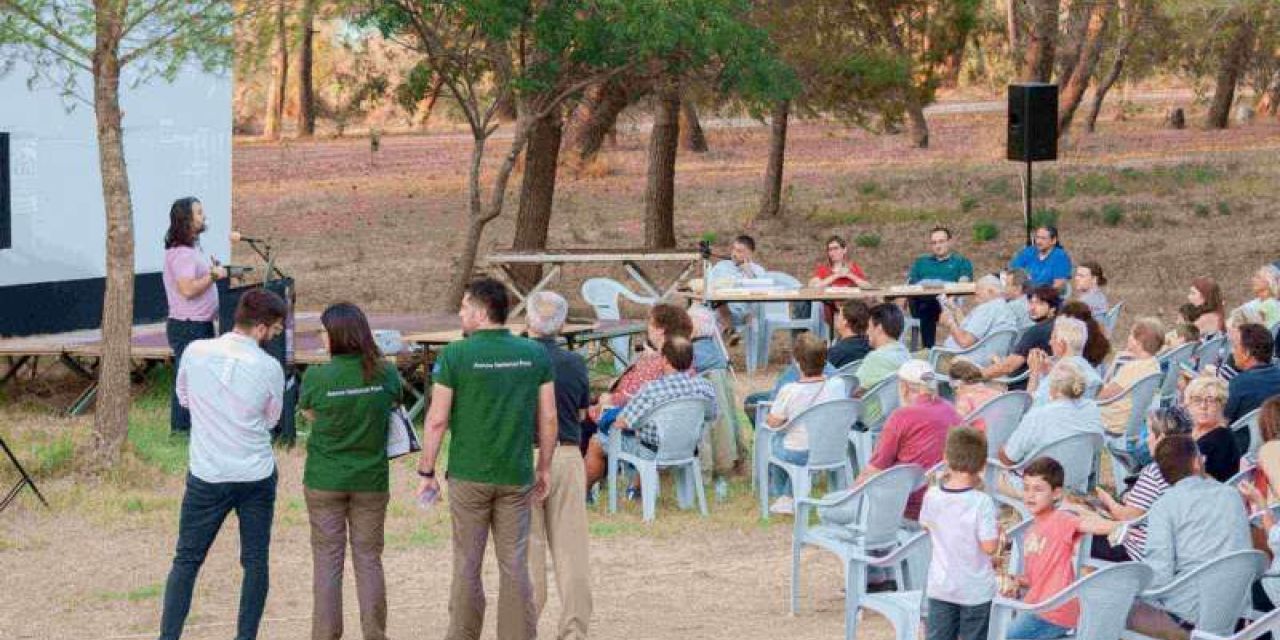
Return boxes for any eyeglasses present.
[1186,396,1223,407]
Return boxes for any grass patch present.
[854,233,881,249]
[97,583,164,602]
[1132,212,1155,229]
[589,520,644,538]
[1101,203,1125,226]
[959,195,979,213]
[31,434,76,477]
[1217,200,1232,216]
[982,177,1013,198]
[125,367,188,476]
[1061,172,1119,198]
[972,221,999,242]
[1030,207,1059,229]
[387,522,445,550]
[1157,162,1223,187]
[1193,203,1211,218]
[120,494,177,515]
[857,181,885,198]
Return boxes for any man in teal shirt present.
[907,226,974,348]
[417,278,558,640]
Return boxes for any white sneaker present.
[769,497,795,515]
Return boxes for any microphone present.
[231,231,265,243]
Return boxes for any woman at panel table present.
[808,235,871,324]
[162,196,225,435]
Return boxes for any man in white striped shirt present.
[158,288,287,640]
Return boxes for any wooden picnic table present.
[691,282,977,303]
[484,249,703,316]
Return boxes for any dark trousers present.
[159,470,277,640]
[927,599,991,640]
[166,319,216,434]
[909,297,943,349]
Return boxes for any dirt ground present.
[3,93,1280,639]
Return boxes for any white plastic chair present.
[989,562,1153,640]
[1102,301,1125,336]
[791,464,926,640]
[1196,334,1228,372]
[852,374,900,473]
[1098,371,1163,482]
[582,278,656,373]
[833,359,863,397]
[856,531,932,640]
[1155,341,1198,406]
[605,397,710,522]
[1194,607,1280,640]
[757,398,860,519]
[743,271,822,372]
[960,390,1033,458]
[989,431,1104,518]
[1120,549,1267,640]
[1230,407,1264,458]
[927,329,1018,372]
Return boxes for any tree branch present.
[0,0,93,60]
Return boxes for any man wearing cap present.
[854,359,960,521]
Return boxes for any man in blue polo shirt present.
[907,226,974,348]
[1009,225,1072,290]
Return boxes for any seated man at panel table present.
[906,225,974,349]
[706,234,767,343]
[1009,225,1073,290]
[936,274,1017,369]
[1125,435,1251,640]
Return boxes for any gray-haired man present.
[526,291,593,639]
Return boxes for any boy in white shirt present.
[920,427,1000,640]
[765,333,845,515]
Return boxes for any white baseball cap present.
[898,359,937,387]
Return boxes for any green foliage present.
[959,195,979,213]
[858,181,885,198]
[1101,203,1125,226]
[31,435,75,477]
[854,233,881,248]
[1061,173,1119,198]
[972,221,998,242]
[1193,203,1211,217]
[97,583,164,602]
[700,231,720,244]
[1030,207,1059,229]
[1216,200,1232,216]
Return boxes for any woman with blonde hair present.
[1183,375,1242,482]
[1245,265,1280,328]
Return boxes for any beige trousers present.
[530,445,593,639]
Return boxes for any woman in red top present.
[809,235,870,323]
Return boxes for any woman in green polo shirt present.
[299,303,401,640]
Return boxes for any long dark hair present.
[164,197,202,249]
[321,302,382,382]
[1059,300,1110,366]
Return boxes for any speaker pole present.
[1024,158,1033,246]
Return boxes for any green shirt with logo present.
[434,328,553,486]
[300,355,401,493]
[908,253,974,284]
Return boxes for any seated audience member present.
[586,303,692,438]
[951,358,1001,431]
[855,303,913,424]
[854,359,960,522]
[1125,435,1251,640]
[763,333,847,515]
[1098,317,1164,438]
[706,235,766,341]
[1183,375,1242,483]
[1008,225,1072,290]
[583,337,717,489]
[827,300,872,369]
[1187,276,1227,340]
[1001,457,1112,640]
[999,359,1104,467]
[1058,301,1111,369]
[1002,269,1034,331]
[1027,317,1102,406]
[742,336,839,427]
[1244,264,1280,328]
[1225,323,1280,426]
[1240,479,1280,618]
[983,286,1061,387]
[1164,323,1199,352]
[1084,407,1190,563]
[1254,397,1280,503]
[1072,260,1109,318]
[937,274,1018,368]
[688,303,746,495]
[688,304,728,373]
[907,226,974,349]
[1216,306,1268,381]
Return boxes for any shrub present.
[855,233,881,248]
[960,195,979,213]
[972,221,999,243]
[1217,200,1232,216]
[1101,203,1125,226]
[858,181,884,198]
[1030,207,1059,229]
[1193,203,1211,218]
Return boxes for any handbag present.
[386,405,421,459]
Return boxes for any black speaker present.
[1007,83,1058,162]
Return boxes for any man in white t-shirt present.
[764,333,845,515]
[158,289,287,640]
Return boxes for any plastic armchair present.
[1230,407,1264,458]
[1120,549,1267,640]
[605,397,711,522]
[1196,335,1228,372]
[791,464,926,640]
[756,398,860,519]
[581,278,656,373]
[960,391,1033,458]
[989,562,1153,640]
[832,359,863,397]
[1102,301,1125,336]
[1193,607,1280,640]
[1097,372,1163,481]
[852,374,900,473]
[1155,341,1198,406]
[988,432,1104,518]
[927,329,1018,373]
[857,531,933,640]
[746,271,822,372]
[1085,513,1149,571]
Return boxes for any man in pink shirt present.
[855,359,961,520]
[162,197,224,434]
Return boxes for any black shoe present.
[866,580,898,593]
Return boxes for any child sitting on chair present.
[763,333,845,515]
[951,358,1001,432]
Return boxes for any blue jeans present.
[1006,612,1072,639]
[769,433,807,498]
[159,470,277,640]
[166,319,216,434]
[927,599,991,640]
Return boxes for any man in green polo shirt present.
[906,226,974,349]
[417,278,557,640]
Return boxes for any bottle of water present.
[417,486,439,511]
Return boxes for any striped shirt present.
[1121,463,1169,559]
[619,371,718,448]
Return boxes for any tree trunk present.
[418,76,445,129]
[510,110,564,289]
[643,79,680,249]
[262,0,289,141]
[1205,14,1255,130]
[85,3,133,471]
[1058,0,1112,136]
[679,100,708,152]
[1085,0,1141,133]
[295,0,316,137]
[1260,74,1280,116]
[757,99,789,220]
[1055,0,1092,83]
[1022,0,1058,82]
[906,95,930,148]
[565,75,649,161]
[1006,0,1020,54]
